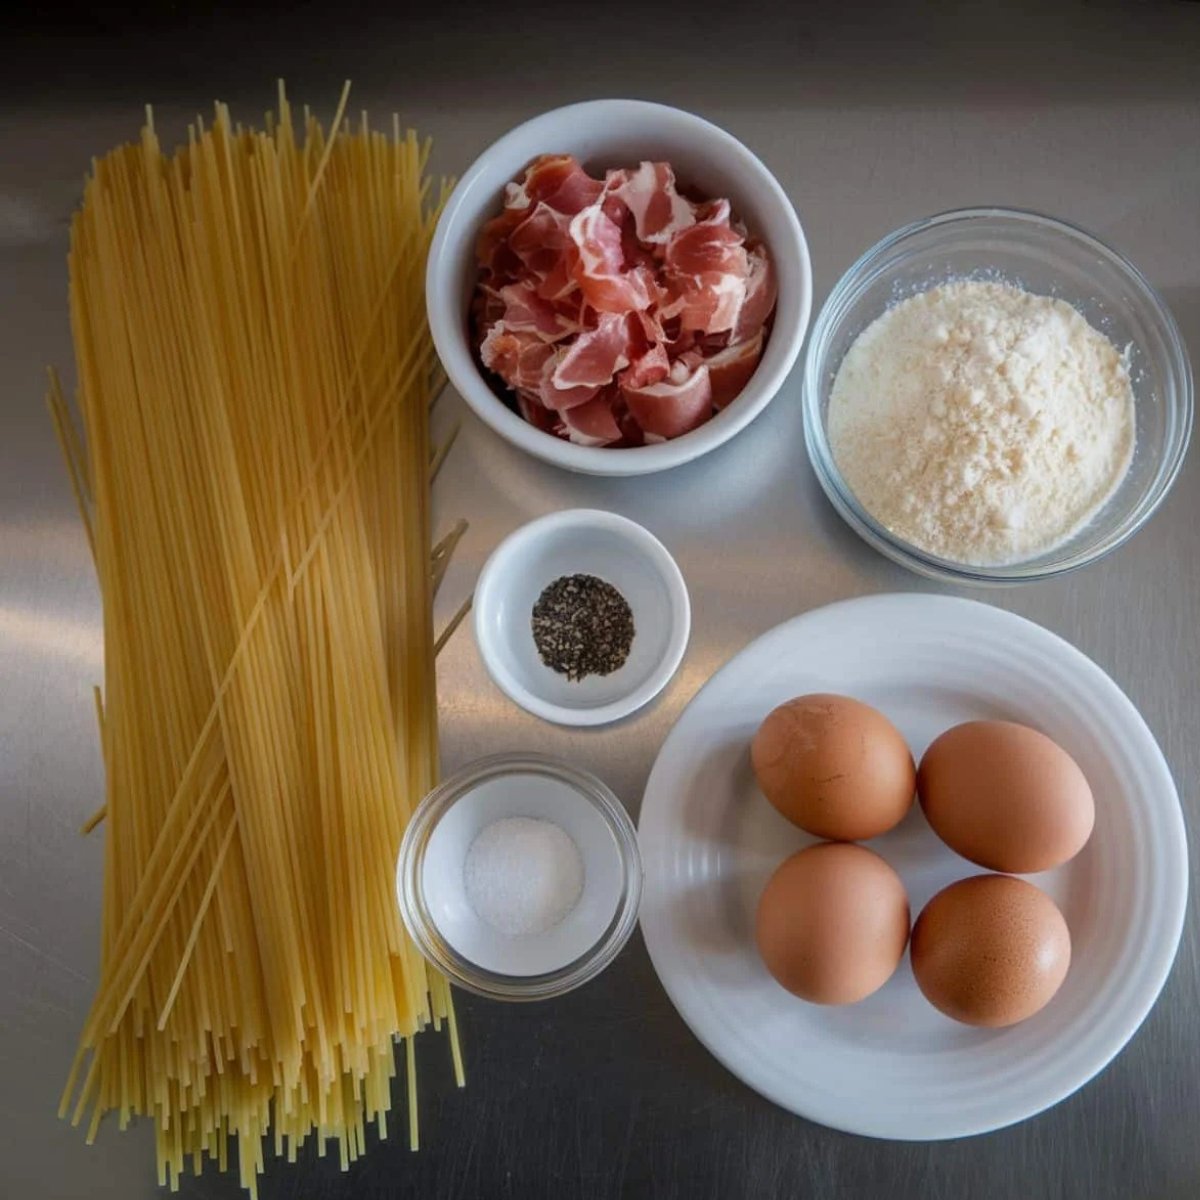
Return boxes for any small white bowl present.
[426,98,812,476]
[473,509,690,726]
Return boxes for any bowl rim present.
[425,97,813,477]
[395,751,644,1001]
[472,508,691,726]
[802,205,1194,585]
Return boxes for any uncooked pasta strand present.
[55,84,462,1198]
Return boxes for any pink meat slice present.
[479,323,522,377]
[480,324,555,391]
[671,271,748,336]
[580,261,656,315]
[615,307,671,390]
[623,360,714,440]
[536,348,604,412]
[608,161,696,245]
[700,331,764,409]
[568,201,619,278]
[665,199,748,279]
[618,342,671,391]
[731,242,777,343]
[506,154,604,215]
[534,244,581,301]
[542,381,603,413]
[569,202,654,314]
[509,202,573,279]
[498,282,579,342]
[558,390,624,446]
[551,311,633,389]
[632,308,666,345]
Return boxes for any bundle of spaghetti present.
[50,83,464,1196]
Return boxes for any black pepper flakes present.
[531,574,635,682]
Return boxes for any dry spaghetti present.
[50,83,463,1196]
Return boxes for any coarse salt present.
[464,816,585,936]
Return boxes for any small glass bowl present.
[802,207,1194,584]
[396,753,642,1001]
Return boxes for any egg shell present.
[918,720,1095,873]
[755,842,910,1005]
[910,874,1071,1028]
[750,693,916,840]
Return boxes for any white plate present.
[637,594,1187,1140]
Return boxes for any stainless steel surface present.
[2,4,1198,1197]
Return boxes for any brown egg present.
[750,694,915,840]
[918,720,1094,873]
[755,842,910,1004]
[910,874,1071,1027]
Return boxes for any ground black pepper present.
[531,574,635,682]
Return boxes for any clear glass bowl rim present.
[801,205,1194,585]
[396,752,643,1002]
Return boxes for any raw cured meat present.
[624,362,714,441]
[474,154,776,447]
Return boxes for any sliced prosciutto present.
[568,203,655,314]
[480,326,555,392]
[732,242,777,344]
[505,154,605,215]
[619,342,671,391]
[537,350,603,413]
[473,154,777,447]
[624,361,714,441]
[508,203,573,278]
[665,199,747,278]
[669,271,747,336]
[497,281,580,342]
[689,330,764,409]
[558,390,624,447]
[608,161,695,245]
[552,313,634,389]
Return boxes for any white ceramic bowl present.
[426,99,812,476]
[473,509,690,725]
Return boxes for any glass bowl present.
[802,207,1193,584]
[396,753,642,1001]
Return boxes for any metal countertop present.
[3,4,1198,1197]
